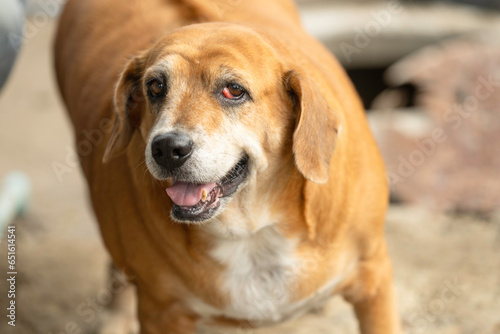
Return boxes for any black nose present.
[151,132,193,171]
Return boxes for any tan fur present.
[55,0,401,333]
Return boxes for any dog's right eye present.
[147,79,165,99]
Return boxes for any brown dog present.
[55,0,400,333]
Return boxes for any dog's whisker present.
[134,159,152,183]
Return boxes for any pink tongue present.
[166,181,217,207]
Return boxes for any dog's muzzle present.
[149,132,250,222]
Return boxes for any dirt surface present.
[0,19,499,334]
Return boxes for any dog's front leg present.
[353,273,401,334]
[98,264,139,334]
[137,292,198,334]
[344,251,402,334]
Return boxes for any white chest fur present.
[210,226,298,323]
[189,226,342,325]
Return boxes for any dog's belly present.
[187,225,342,325]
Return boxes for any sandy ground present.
[0,19,500,334]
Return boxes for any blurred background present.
[0,0,499,333]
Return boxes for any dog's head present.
[103,23,340,224]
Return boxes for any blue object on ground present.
[0,0,26,91]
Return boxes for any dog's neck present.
[198,166,305,240]
[200,194,277,239]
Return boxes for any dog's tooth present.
[201,189,208,202]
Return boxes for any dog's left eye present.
[148,79,165,98]
[222,84,245,100]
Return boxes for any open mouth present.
[165,155,249,222]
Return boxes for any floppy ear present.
[286,71,341,184]
[103,53,147,163]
